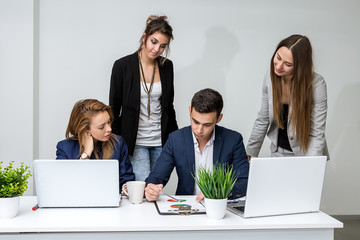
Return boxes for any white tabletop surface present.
[0,196,343,233]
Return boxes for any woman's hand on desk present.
[145,183,163,201]
[121,185,128,197]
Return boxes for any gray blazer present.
[246,71,330,159]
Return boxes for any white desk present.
[0,196,342,240]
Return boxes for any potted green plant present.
[193,163,237,219]
[0,161,32,218]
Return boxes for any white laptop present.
[33,159,121,208]
[227,156,327,218]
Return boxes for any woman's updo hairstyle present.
[138,15,173,64]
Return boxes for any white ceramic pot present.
[204,197,227,220]
[0,196,20,219]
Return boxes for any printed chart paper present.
[154,195,206,215]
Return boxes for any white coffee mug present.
[122,181,146,204]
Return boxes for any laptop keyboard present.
[233,206,245,212]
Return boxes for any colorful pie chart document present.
[154,195,206,215]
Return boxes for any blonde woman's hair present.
[65,99,118,159]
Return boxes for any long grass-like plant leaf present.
[192,162,238,199]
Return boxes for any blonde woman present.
[56,99,135,189]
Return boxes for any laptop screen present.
[34,159,120,208]
[228,156,326,218]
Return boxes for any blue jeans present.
[130,145,162,181]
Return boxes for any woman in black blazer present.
[109,15,178,181]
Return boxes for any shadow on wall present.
[321,83,360,214]
[174,26,240,127]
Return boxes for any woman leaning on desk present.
[56,99,135,189]
[246,34,330,160]
[109,15,178,181]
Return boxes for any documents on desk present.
[154,195,206,215]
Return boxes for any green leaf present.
[192,162,239,199]
[0,161,32,198]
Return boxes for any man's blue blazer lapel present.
[184,126,196,177]
[184,125,224,168]
[213,125,224,164]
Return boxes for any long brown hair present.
[138,15,174,65]
[65,99,118,159]
[270,35,313,153]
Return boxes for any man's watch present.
[80,152,89,160]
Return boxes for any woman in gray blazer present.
[246,35,329,160]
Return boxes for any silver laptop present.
[33,159,121,208]
[227,156,327,218]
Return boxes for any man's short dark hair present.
[191,88,223,118]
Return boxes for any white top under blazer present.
[136,81,162,146]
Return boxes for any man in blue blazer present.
[145,88,249,201]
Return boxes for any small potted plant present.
[193,163,237,219]
[0,161,32,218]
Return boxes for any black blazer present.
[109,52,178,155]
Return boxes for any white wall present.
[0,0,34,196]
[1,0,359,215]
